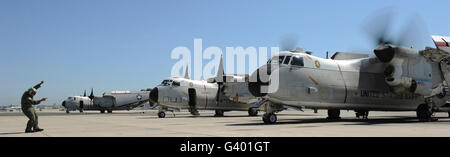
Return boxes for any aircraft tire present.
[100,110,105,113]
[416,104,432,122]
[66,110,70,114]
[158,111,166,118]
[262,113,277,124]
[248,108,258,116]
[327,109,341,120]
[107,109,112,113]
[448,112,450,118]
[214,110,224,117]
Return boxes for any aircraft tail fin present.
[432,35,450,53]
[216,55,224,82]
[432,35,450,47]
[184,65,189,79]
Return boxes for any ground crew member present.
[21,80,47,133]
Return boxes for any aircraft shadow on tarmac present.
[138,113,318,119]
[138,114,258,119]
[0,132,27,135]
[227,116,450,126]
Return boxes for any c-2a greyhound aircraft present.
[149,56,261,118]
[249,35,450,124]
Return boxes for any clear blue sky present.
[1,0,449,106]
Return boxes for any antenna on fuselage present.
[326,51,329,59]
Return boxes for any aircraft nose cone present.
[149,87,158,104]
[62,101,66,107]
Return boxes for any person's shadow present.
[0,132,26,135]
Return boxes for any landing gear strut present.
[327,109,341,120]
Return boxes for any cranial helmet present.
[28,88,37,95]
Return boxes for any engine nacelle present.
[376,45,437,96]
[385,76,412,88]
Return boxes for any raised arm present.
[33,80,44,90]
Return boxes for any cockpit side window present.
[172,81,180,86]
[290,56,304,67]
[282,56,291,65]
[278,56,285,64]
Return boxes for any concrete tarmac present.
[1,109,450,137]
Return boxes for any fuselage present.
[152,77,255,111]
[264,52,448,111]
[62,91,150,111]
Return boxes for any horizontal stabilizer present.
[432,35,450,47]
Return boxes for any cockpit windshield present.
[282,56,291,65]
[270,56,286,64]
[160,79,181,87]
[290,55,304,67]
[172,81,180,86]
[160,80,173,86]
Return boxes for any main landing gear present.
[416,97,440,122]
[327,109,341,120]
[416,103,433,122]
[355,110,369,119]
[214,110,224,117]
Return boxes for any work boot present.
[33,128,44,132]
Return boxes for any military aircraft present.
[0,105,21,112]
[62,89,151,113]
[248,34,450,124]
[248,11,450,124]
[149,56,261,118]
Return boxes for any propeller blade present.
[361,7,396,46]
[279,34,299,51]
[362,8,429,48]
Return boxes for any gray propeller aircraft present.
[149,56,260,118]
[248,34,450,124]
[62,89,151,113]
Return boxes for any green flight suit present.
[21,83,42,132]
